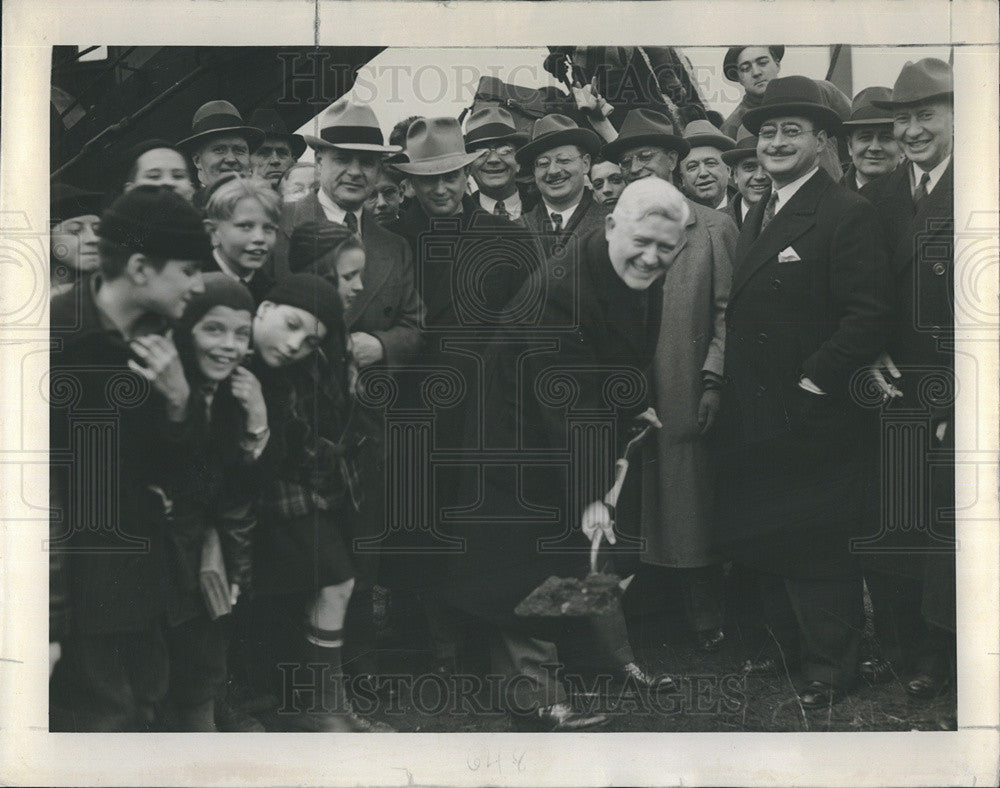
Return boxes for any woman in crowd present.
[49,182,104,297]
[160,273,268,730]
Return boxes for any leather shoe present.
[798,681,839,709]
[905,672,948,699]
[696,627,726,653]
[858,656,893,684]
[620,662,677,694]
[511,701,609,732]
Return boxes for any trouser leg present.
[491,626,567,713]
[784,574,863,690]
[165,615,228,731]
[755,571,802,668]
[680,564,726,633]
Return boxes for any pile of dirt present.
[515,573,621,617]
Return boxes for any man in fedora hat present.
[720,47,851,182]
[274,96,423,704]
[177,100,265,205]
[840,87,903,191]
[715,74,892,709]
[601,108,737,654]
[721,128,769,229]
[516,114,608,262]
[464,107,535,221]
[860,57,956,702]
[247,107,307,188]
[677,119,736,209]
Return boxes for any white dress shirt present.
[772,166,820,216]
[317,189,364,236]
[541,197,582,230]
[478,191,523,220]
[910,155,951,196]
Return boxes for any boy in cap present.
[49,186,209,730]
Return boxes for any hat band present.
[320,125,386,147]
[848,109,894,124]
[191,113,248,135]
[467,123,520,145]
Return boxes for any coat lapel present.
[344,210,392,330]
[730,170,829,301]
[896,160,953,272]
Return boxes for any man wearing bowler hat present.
[247,107,307,188]
[721,128,770,229]
[274,96,423,702]
[464,107,535,221]
[516,114,608,262]
[677,119,736,209]
[177,100,265,206]
[840,87,903,191]
[720,46,851,181]
[860,58,956,702]
[602,108,737,654]
[714,75,892,709]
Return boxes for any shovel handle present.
[590,531,602,575]
[603,458,630,509]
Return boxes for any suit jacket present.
[519,188,609,263]
[715,168,892,565]
[202,254,275,306]
[722,192,746,230]
[275,192,423,368]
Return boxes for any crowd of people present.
[48,47,956,732]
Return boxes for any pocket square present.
[777,246,801,263]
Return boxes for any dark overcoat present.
[860,161,955,629]
[714,168,892,577]
[442,229,663,624]
[519,188,609,264]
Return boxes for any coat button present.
[756,385,766,397]
[724,374,734,384]
[756,332,768,344]
[932,262,947,276]
[770,278,782,290]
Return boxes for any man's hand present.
[128,332,190,421]
[49,642,61,677]
[230,367,267,432]
[349,332,385,368]
[697,389,721,435]
[869,351,903,400]
[635,406,663,430]
[581,500,616,547]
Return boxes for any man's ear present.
[203,218,218,245]
[815,128,829,147]
[581,153,592,171]
[666,150,679,173]
[604,212,617,240]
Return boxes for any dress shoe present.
[215,697,265,732]
[510,701,609,732]
[798,680,839,710]
[905,672,948,699]
[696,627,726,652]
[620,662,677,694]
[858,656,893,684]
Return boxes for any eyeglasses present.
[619,149,660,169]
[475,144,516,157]
[534,154,584,172]
[758,125,809,141]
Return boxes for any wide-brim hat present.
[248,108,307,158]
[302,96,401,153]
[601,108,691,164]
[871,58,954,109]
[723,46,785,82]
[176,100,265,154]
[742,75,843,134]
[50,182,105,224]
[840,86,895,127]
[391,117,487,175]
[721,128,759,165]
[464,106,529,150]
[682,118,736,154]
[515,114,603,167]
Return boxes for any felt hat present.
[391,117,487,175]
[723,46,785,82]
[264,273,343,335]
[302,96,401,153]
[681,119,736,153]
[464,107,529,150]
[50,182,104,225]
[515,114,603,167]
[871,58,953,109]
[247,108,307,158]
[841,86,897,126]
[721,127,760,165]
[176,100,265,154]
[97,185,212,263]
[742,75,843,134]
[601,109,691,164]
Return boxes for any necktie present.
[548,212,564,234]
[912,171,931,211]
[493,200,508,220]
[760,191,778,232]
[343,211,359,235]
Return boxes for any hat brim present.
[176,126,266,154]
[684,133,736,153]
[302,135,402,154]
[391,149,487,176]
[870,91,954,110]
[515,128,603,167]
[465,131,530,151]
[741,102,843,135]
[721,146,758,166]
[255,132,307,159]
[601,133,691,164]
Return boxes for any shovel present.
[514,421,654,618]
